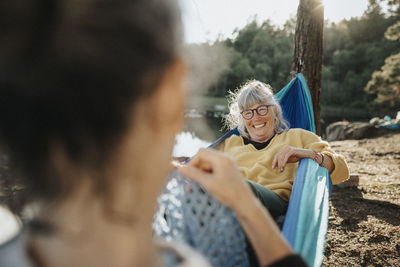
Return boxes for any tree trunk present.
[291,0,324,135]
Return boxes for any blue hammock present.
[154,74,332,267]
[209,74,331,266]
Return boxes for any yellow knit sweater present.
[218,128,349,201]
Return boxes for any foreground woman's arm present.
[178,148,305,267]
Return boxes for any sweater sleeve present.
[298,129,349,184]
[215,139,225,151]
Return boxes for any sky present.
[180,0,371,43]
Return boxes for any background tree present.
[322,1,399,113]
[365,53,400,113]
[220,20,294,94]
[184,0,400,135]
[291,0,324,135]
[365,0,400,115]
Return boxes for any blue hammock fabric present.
[283,159,331,267]
[275,73,315,133]
[274,75,331,267]
[154,74,332,267]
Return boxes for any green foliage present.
[365,53,400,114]
[188,0,400,120]
[322,1,400,115]
[385,20,400,40]
[210,19,293,95]
[364,0,400,116]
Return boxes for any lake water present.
[173,115,225,158]
[173,131,211,158]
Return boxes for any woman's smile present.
[253,122,266,129]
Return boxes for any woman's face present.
[243,103,276,143]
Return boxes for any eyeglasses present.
[240,105,272,120]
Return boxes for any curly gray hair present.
[224,80,289,139]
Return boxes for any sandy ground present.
[1,132,400,266]
[324,132,400,266]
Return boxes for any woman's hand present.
[272,146,313,172]
[177,148,254,212]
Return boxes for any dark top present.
[243,135,275,150]
[267,254,308,267]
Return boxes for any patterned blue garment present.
[154,171,249,266]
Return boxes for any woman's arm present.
[178,148,293,266]
[272,146,334,173]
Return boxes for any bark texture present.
[291,0,324,135]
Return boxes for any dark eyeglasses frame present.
[240,105,273,120]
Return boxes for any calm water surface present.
[173,115,226,157]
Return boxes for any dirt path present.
[323,132,400,266]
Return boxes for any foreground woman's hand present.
[177,148,253,212]
[178,148,293,266]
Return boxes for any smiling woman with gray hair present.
[179,80,349,266]
[219,80,349,219]
[225,80,289,139]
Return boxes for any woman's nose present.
[252,112,263,120]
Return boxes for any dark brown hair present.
[0,0,182,204]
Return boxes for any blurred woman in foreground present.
[0,0,305,266]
